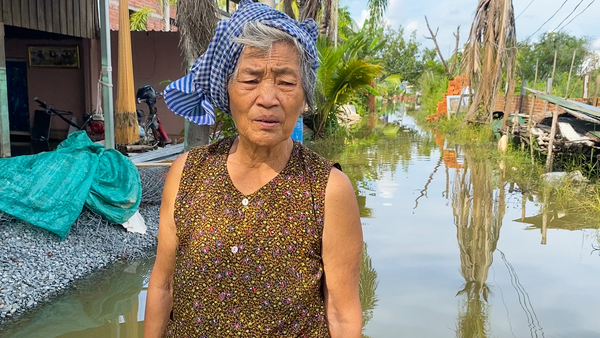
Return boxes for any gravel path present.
[0,167,167,324]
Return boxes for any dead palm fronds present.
[299,0,321,21]
[115,0,140,144]
[177,0,219,148]
[177,0,219,63]
[283,0,296,19]
[462,0,517,124]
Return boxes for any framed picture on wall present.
[28,46,80,68]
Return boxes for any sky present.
[340,0,600,58]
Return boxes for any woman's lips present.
[254,119,280,128]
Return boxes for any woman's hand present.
[322,168,364,338]
[143,153,187,338]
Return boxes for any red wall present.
[493,94,599,122]
[109,0,177,31]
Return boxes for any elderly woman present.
[144,1,363,337]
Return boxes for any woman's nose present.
[256,82,279,108]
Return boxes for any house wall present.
[4,36,87,138]
[0,0,99,39]
[4,30,184,140]
[493,94,599,122]
[109,0,178,31]
[110,30,185,137]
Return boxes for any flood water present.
[3,108,600,337]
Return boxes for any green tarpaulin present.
[0,131,141,238]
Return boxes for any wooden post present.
[551,50,558,94]
[564,50,577,99]
[529,59,539,165]
[545,105,559,173]
[521,193,526,221]
[0,23,11,158]
[541,194,548,245]
[501,78,515,131]
[583,73,590,99]
[593,75,600,107]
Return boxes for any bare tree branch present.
[449,26,461,77]
[424,15,451,78]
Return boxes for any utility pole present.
[99,0,115,149]
[0,22,10,157]
[163,1,171,32]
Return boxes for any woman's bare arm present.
[322,168,363,338]
[143,153,187,338]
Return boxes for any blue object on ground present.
[291,117,304,144]
[0,131,141,239]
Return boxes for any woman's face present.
[228,42,305,148]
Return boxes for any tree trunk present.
[177,0,218,148]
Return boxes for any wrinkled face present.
[228,42,305,147]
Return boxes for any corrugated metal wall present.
[0,0,99,39]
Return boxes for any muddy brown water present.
[3,109,600,337]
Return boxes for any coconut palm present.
[176,0,219,148]
[130,7,155,31]
[365,0,388,29]
[311,36,382,136]
[462,0,517,124]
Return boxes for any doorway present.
[6,60,30,132]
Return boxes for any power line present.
[516,0,535,20]
[553,0,585,31]
[526,0,569,40]
[558,0,596,30]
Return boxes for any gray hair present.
[229,21,316,110]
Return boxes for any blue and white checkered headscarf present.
[164,0,319,126]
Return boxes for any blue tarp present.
[0,131,141,239]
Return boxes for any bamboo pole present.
[593,75,600,107]
[564,50,577,99]
[545,105,559,173]
[545,49,577,172]
[528,59,538,165]
[541,194,548,245]
[551,49,558,93]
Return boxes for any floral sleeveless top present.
[164,137,338,337]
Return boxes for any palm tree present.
[311,35,382,136]
[299,0,320,21]
[365,0,388,29]
[462,0,517,124]
[176,0,219,148]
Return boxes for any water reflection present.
[1,259,153,338]
[451,153,506,337]
[360,243,379,337]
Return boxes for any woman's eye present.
[279,82,294,86]
[243,80,258,84]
